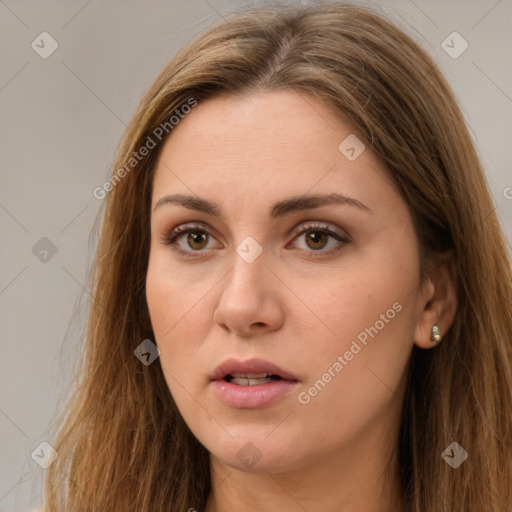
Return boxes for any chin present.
[207,434,300,474]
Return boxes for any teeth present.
[231,372,270,378]
[229,372,275,386]
[230,376,273,385]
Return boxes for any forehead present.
[151,90,395,214]
[156,91,347,165]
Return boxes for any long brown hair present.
[42,2,512,510]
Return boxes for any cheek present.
[311,253,417,346]
[146,258,193,372]
[145,254,215,390]
[293,280,414,453]
[146,252,205,340]
[302,240,418,396]
[145,263,200,416]
[146,264,176,342]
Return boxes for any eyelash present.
[160,221,350,260]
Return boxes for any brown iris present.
[187,231,208,250]
[305,231,328,250]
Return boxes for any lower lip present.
[211,379,300,409]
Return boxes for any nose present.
[212,248,285,338]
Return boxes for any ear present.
[413,250,458,349]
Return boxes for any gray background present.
[1,0,511,510]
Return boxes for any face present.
[146,91,428,474]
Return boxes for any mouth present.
[211,357,299,384]
[210,358,300,409]
[224,372,285,385]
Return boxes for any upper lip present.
[211,357,299,381]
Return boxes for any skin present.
[145,90,457,512]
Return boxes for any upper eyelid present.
[165,220,348,244]
[289,221,348,239]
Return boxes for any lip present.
[211,357,299,382]
[211,357,300,409]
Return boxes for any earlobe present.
[413,250,458,350]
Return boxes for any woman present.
[43,2,512,510]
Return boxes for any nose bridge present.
[213,238,284,334]
[225,238,267,297]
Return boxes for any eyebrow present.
[153,192,371,218]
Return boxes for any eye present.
[160,221,350,259]
[287,222,349,256]
[160,222,221,259]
